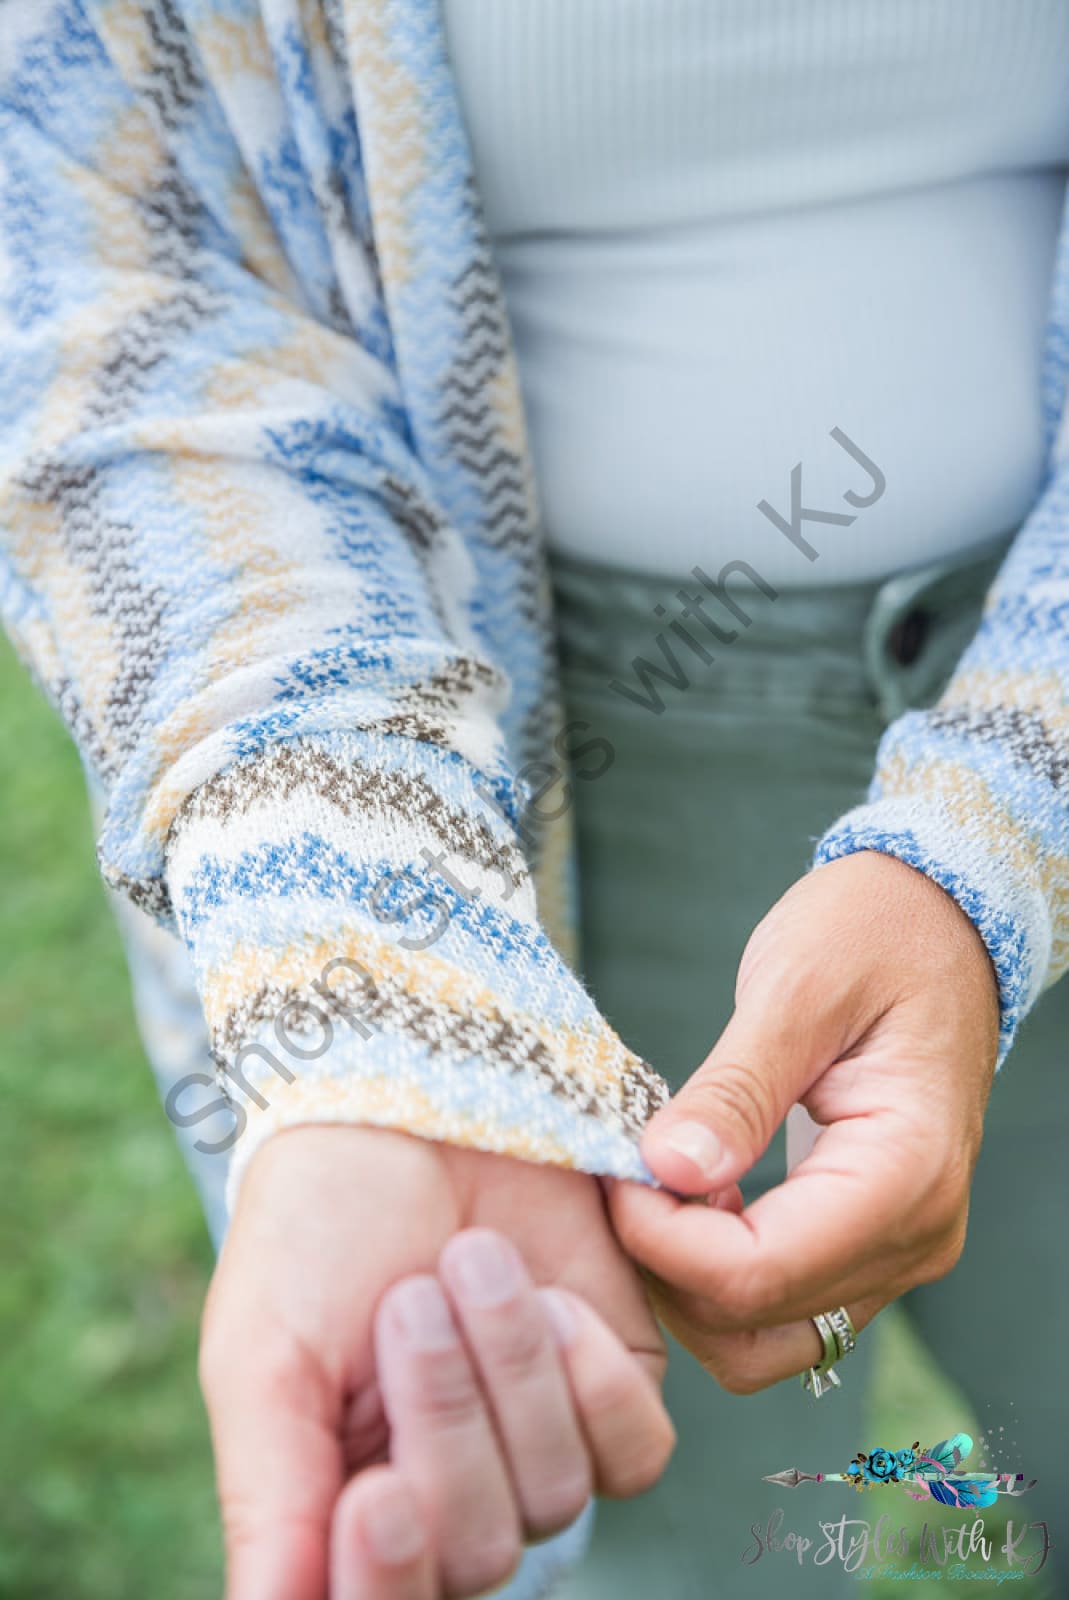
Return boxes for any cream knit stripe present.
[2,0,1069,1229]
[164,730,670,1201]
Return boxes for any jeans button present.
[887,606,930,667]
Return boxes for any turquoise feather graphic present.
[765,1431,1036,1505]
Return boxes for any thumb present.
[640,964,848,1196]
[200,1327,344,1600]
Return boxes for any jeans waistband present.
[549,531,1016,722]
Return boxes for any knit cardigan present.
[2,0,1067,1210]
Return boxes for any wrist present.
[821,851,1001,1072]
[813,803,1019,1063]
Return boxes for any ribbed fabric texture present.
[443,0,1069,230]
[442,0,1069,582]
[0,0,1067,1221]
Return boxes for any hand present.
[608,851,1001,1394]
[199,1125,673,1600]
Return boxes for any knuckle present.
[408,1346,480,1428]
[921,1206,959,1257]
[200,1321,310,1410]
[919,1226,967,1283]
[913,1173,969,1254]
[601,1414,676,1499]
[217,1492,324,1562]
[217,1490,261,1556]
[637,1343,669,1391]
[710,1357,766,1396]
[446,1535,521,1598]
[479,1305,547,1382]
[524,1473,593,1539]
[580,1363,640,1428]
[688,1064,774,1156]
[700,1332,767,1395]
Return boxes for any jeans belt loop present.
[863,554,966,726]
[864,531,1019,725]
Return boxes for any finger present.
[611,1110,947,1329]
[539,1288,676,1501]
[439,1230,592,1538]
[637,862,904,1197]
[649,1285,884,1395]
[200,1327,343,1600]
[638,994,839,1196]
[331,1467,436,1600]
[608,1179,744,1218]
[375,1275,522,1598]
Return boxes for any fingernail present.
[660,1120,726,1183]
[389,1277,458,1351]
[445,1230,523,1308]
[363,1478,425,1567]
[540,1287,578,1347]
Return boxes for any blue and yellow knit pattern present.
[0,0,1066,1204]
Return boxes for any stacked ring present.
[801,1306,857,1398]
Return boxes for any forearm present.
[814,461,1069,1062]
[166,726,663,1205]
[0,2,666,1210]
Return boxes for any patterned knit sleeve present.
[0,0,665,1206]
[813,457,1069,1067]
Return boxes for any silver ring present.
[801,1306,857,1398]
[825,1305,857,1357]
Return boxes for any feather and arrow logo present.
[764,1432,1037,1511]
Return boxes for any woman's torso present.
[443,0,1069,584]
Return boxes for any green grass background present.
[0,632,1050,1599]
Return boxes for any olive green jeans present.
[551,534,1067,1599]
[105,532,1066,1599]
